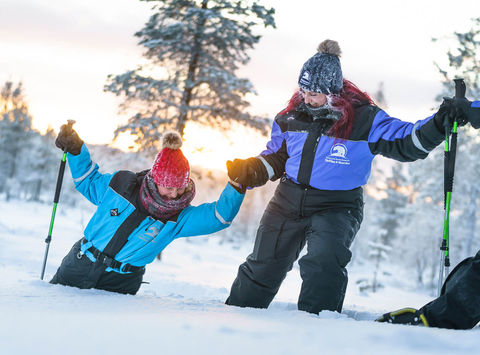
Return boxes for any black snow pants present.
[420,250,480,329]
[50,239,145,295]
[226,178,363,314]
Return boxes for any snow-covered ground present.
[0,199,478,355]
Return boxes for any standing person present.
[50,125,244,295]
[225,39,476,315]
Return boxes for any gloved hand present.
[55,122,83,155]
[434,99,468,133]
[226,157,269,191]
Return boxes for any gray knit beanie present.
[298,40,343,94]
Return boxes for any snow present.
[0,199,478,355]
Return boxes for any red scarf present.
[139,174,195,221]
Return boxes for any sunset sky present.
[1,0,478,169]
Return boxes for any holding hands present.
[226,157,269,194]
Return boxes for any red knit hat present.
[150,131,190,188]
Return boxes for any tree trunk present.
[177,0,208,137]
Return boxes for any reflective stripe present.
[73,163,96,183]
[214,203,231,225]
[411,122,429,153]
[258,155,274,179]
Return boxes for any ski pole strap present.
[81,238,144,273]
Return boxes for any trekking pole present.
[40,120,75,280]
[437,79,465,295]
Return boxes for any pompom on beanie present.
[298,39,343,94]
[149,131,190,188]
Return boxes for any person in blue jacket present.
[224,39,480,315]
[50,127,244,295]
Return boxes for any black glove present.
[226,157,269,190]
[55,122,83,155]
[434,99,468,133]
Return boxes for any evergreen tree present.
[449,129,480,259]
[105,0,275,149]
[398,147,444,289]
[433,16,480,261]
[22,127,59,201]
[373,163,409,247]
[433,17,480,100]
[0,81,33,199]
[358,162,408,291]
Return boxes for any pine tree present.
[373,163,409,247]
[433,16,480,261]
[105,0,275,149]
[22,127,59,201]
[433,17,480,100]
[0,81,33,199]
[398,148,444,288]
[449,129,480,259]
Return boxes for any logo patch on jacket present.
[110,208,119,216]
[325,143,350,165]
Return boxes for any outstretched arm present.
[173,182,245,238]
[368,109,447,162]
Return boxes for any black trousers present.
[421,250,480,329]
[226,179,363,314]
[50,240,145,295]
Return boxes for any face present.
[301,89,327,107]
[157,185,186,200]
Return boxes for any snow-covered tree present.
[397,147,444,289]
[433,17,480,100]
[432,16,480,261]
[372,163,409,248]
[448,129,480,260]
[22,128,59,201]
[0,81,34,199]
[105,0,275,149]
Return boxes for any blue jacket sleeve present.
[173,183,245,238]
[368,110,444,162]
[259,118,288,180]
[67,144,113,205]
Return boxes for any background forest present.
[1,1,480,297]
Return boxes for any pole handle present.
[453,78,466,99]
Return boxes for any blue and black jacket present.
[259,103,446,201]
[67,144,244,273]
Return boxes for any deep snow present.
[0,199,478,355]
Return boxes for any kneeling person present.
[50,124,244,295]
